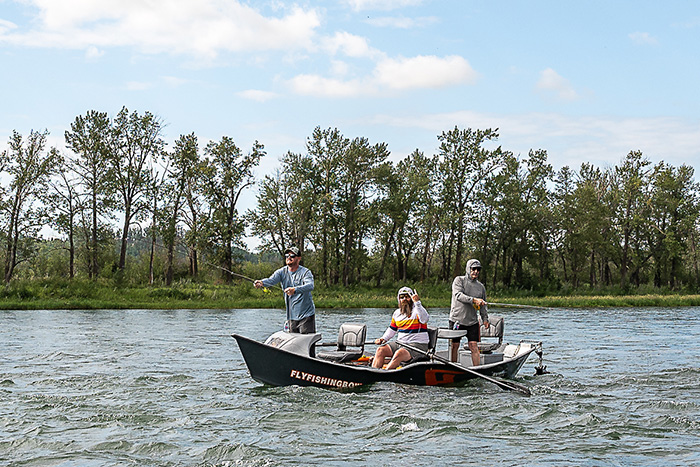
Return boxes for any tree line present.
[2,108,699,292]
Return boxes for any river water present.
[1,306,699,466]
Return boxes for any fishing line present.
[487,302,555,310]
[134,236,284,291]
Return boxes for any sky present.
[2,0,700,246]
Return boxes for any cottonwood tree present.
[337,137,390,286]
[611,150,652,289]
[1,130,59,282]
[65,110,114,279]
[111,107,165,271]
[202,137,264,282]
[646,162,699,288]
[507,149,554,286]
[306,127,348,285]
[437,127,507,278]
[248,150,317,257]
[46,149,81,279]
[143,154,170,285]
[373,150,434,285]
[181,154,209,278]
[161,133,199,285]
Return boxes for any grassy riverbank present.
[1,279,699,310]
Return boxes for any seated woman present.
[372,286,430,370]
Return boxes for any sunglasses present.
[399,294,411,299]
[471,267,481,271]
[285,253,297,258]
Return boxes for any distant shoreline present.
[2,281,699,310]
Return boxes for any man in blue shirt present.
[254,246,316,333]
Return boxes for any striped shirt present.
[380,301,430,344]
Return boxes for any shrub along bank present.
[1,279,699,310]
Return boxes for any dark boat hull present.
[233,333,536,390]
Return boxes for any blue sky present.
[2,0,699,224]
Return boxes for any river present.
[1,306,699,466]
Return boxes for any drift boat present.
[233,316,544,393]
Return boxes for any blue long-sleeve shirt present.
[261,265,316,321]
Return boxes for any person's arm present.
[260,268,283,288]
[413,299,429,324]
[478,287,489,327]
[291,268,314,294]
[376,316,398,344]
[452,277,473,304]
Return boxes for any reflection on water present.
[1,307,699,466]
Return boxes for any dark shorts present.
[387,341,430,360]
[448,321,480,343]
[289,315,316,334]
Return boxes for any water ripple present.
[2,307,700,466]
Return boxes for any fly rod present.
[139,237,284,291]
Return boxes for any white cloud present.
[628,31,658,45]
[365,15,438,29]
[322,31,382,59]
[237,89,278,102]
[0,1,321,59]
[536,68,578,101]
[344,0,424,11]
[375,55,478,90]
[289,74,370,97]
[288,54,477,97]
[0,19,18,34]
[330,60,351,77]
[85,45,104,60]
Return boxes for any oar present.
[399,342,531,396]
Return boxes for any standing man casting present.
[449,258,489,366]
[254,246,316,334]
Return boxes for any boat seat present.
[476,316,504,353]
[316,323,367,363]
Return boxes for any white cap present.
[397,286,413,300]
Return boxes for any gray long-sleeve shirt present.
[449,275,489,327]
[261,265,315,321]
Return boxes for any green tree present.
[145,160,167,285]
[611,150,652,289]
[338,137,390,285]
[306,127,348,285]
[65,110,114,279]
[437,127,506,278]
[554,163,611,288]
[248,150,317,257]
[46,149,81,279]
[203,137,264,282]
[161,133,199,285]
[646,162,699,289]
[373,150,434,284]
[111,107,165,271]
[1,130,59,282]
